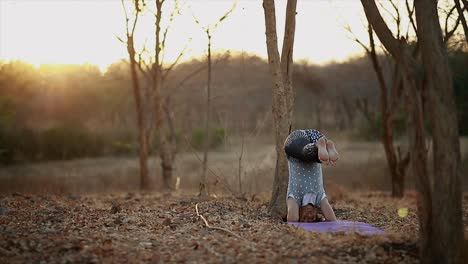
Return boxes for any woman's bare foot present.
[326,140,339,166]
[317,137,329,165]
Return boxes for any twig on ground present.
[195,203,245,240]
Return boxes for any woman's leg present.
[287,197,300,222]
[320,198,337,221]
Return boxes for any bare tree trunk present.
[400,63,433,263]
[415,1,463,263]
[360,0,431,260]
[263,0,297,218]
[160,136,173,189]
[128,40,150,190]
[366,25,408,197]
[200,33,212,196]
[162,98,177,189]
[152,0,175,191]
[121,0,150,190]
[154,73,173,190]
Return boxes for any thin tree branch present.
[160,0,180,65]
[131,8,139,36]
[212,1,237,30]
[454,0,468,44]
[377,0,399,27]
[195,203,245,240]
[166,54,228,97]
[191,1,236,34]
[361,0,411,65]
[345,25,371,53]
[116,35,126,45]
[136,52,152,82]
[365,23,397,120]
[170,65,205,93]
[405,0,417,35]
[388,0,401,38]
[462,0,468,11]
[122,0,130,35]
[444,5,457,39]
[444,14,461,43]
[140,43,153,72]
[163,41,190,81]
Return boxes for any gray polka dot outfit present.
[285,129,326,208]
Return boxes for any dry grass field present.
[1,137,467,195]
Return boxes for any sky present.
[0,0,371,72]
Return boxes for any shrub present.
[212,127,226,148]
[108,130,137,156]
[110,140,136,156]
[14,127,41,161]
[0,127,14,164]
[191,127,225,150]
[39,123,105,160]
[0,126,43,164]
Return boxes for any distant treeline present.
[1,49,467,164]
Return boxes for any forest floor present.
[1,190,467,263]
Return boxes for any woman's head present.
[299,204,318,222]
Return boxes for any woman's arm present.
[320,198,337,221]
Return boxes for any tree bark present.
[415,1,463,263]
[360,0,432,260]
[263,0,297,218]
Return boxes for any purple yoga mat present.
[288,220,384,235]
